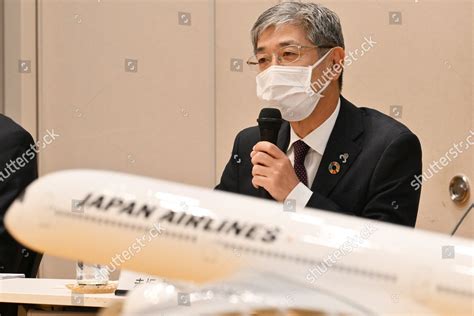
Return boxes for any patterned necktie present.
[293,140,310,187]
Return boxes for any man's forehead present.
[256,39,302,52]
[256,24,310,52]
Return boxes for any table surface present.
[0,278,124,308]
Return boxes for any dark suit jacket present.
[215,96,422,227]
[0,114,39,274]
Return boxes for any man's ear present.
[331,47,345,81]
[332,46,346,65]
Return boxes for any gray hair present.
[251,2,345,88]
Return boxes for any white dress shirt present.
[285,98,341,209]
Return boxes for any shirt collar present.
[287,98,341,155]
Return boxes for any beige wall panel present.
[4,0,37,138]
[38,0,215,187]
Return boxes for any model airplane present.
[4,170,473,315]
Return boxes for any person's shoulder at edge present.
[0,114,35,145]
[356,101,419,145]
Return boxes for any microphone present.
[257,108,283,144]
[256,108,283,198]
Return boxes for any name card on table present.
[115,270,160,296]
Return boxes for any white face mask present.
[256,49,334,121]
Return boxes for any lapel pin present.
[328,161,341,175]
[339,153,349,164]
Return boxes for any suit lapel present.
[311,96,364,197]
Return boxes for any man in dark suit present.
[0,114,39,315]
[216,2,422,227]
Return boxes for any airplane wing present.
[120,270,435,316]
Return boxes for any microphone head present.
[258,108,282,120]
[257,108,283,145]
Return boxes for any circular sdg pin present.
[328,161,340,174]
